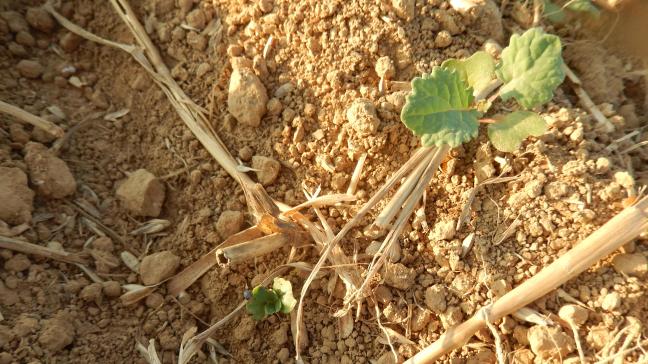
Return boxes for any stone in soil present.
[527,325,575,360]
[251,155,280,186]
[139,250,180,285]
[346,99,380,136]
[228,67,268,127]
[429,219,456,241]
[601,291,621,311]
[0,167,34,224]
[24,142,77,199]
[611,253,647,277]
[4,254,31,272]
[38,311,75,353]
[215,210,245,238]
[558,304,588,326]
[0,11,28,33]
[425,284,447,313]
[392,0,415,20]
[375,56,395,79]
[16,59,44,79]
[116,169,166,217]
[25,7,55,33]
[383,262,416,290]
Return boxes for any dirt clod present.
[102,281,122,298]
[216,210,245,238]
[38,311,75,353]
[375,56,395,79]
[601,291,621,311]
[0,167,34,225]
[383,262,416,290]
[79,282,104,304]
[139,250,180,285]
[425,284,447,313]
[24,142,77,199]
[25,7,55,33]
[251,155,281,186]
[611,253,647,277]
[429,220,456,241]
[558,304,589,326]
[228,67,268,127]
[527,325,575,360]
[116,169,165,217]
[16,59,44,79]
[4,254,31,272]
[346,99,380,136]
[0,11,28,33]
[392,0,415,20]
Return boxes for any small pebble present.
[16,60,44,79]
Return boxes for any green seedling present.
[402,27,565,152]
[245,277,297,320]
[543,0,600,23]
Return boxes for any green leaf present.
[543,0,566,23]
[487,111,547,152]
[441,51,496,95]
[246,286,281,320]
[566,0,600,16]
[272,277,297,314]
[496,28,565,109]
[401,67,480,148]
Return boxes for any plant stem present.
[0,100,64,137]
[374,147,436,229]
[294,147,430,361]
[346,145,449,307]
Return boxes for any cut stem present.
[405,197,648,364]
[375,147,436,229]
[348,145,449,306]
[294,147,430,361]
[216,233,289,264]
[563,64,615,133]
[0,235,87,265]
[0,99,64,137]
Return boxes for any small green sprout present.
[543,0,600,23]
[401,27,565,153]
[245,277,296,320]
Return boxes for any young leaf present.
[496,28,565,109]
[487,111,547,152]
[441,51,496,95]
[272,277,297,314]
[246,286,281,320]
[566,0,600,16]
[543,0,566,23]
[401,67,480,148]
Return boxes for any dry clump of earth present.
[0,0,647,364]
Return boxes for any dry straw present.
[406,197,648,363]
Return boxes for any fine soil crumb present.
[116,169,166,217]
[0,166,34,224]
[139,250,181,285]
[24,142,77,199]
